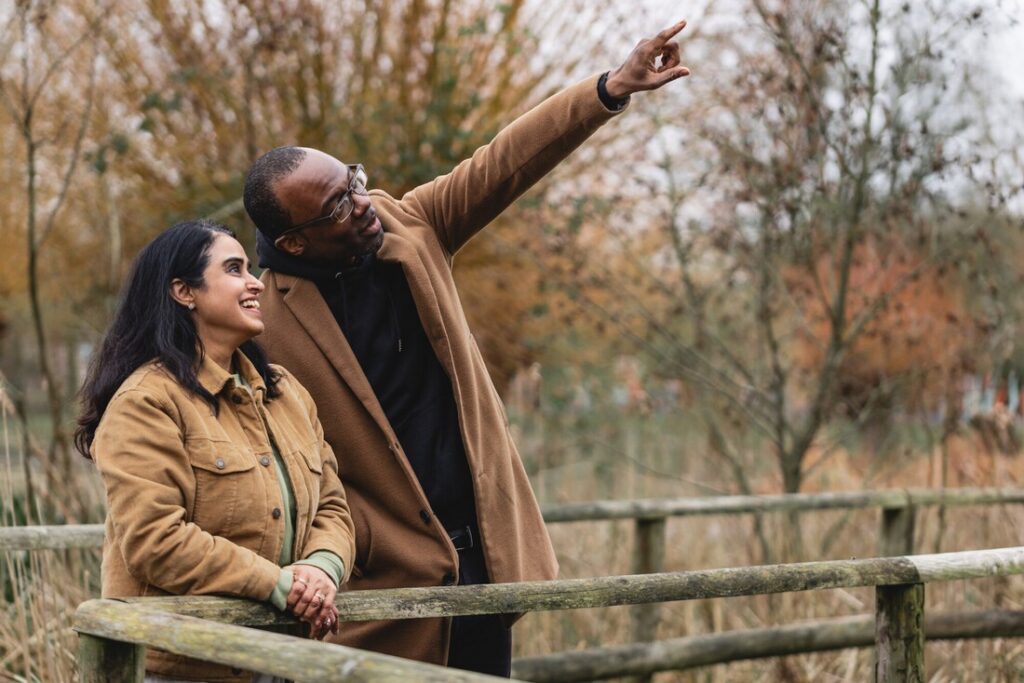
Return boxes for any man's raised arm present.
[402,19,692,255]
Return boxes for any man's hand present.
[286,564,339,640]
[606,19,690,98]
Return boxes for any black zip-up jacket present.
[257,233,476,532]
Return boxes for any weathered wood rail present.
[6,487,1022,552]
[70,546,1024,682]
[511,609,1024,682]
[537,485,1024,667]
[75,600,505,682]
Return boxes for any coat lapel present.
[275,272,397,441]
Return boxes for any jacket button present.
[214,458,226,469]
[260,456,271,467]
[442,572,456,586]
[271,507,282,519]
[419,509,431,525]
[231,394,243,404]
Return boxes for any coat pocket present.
[187,440,256,538]
[298,444,324,475]
[287,441,324,526]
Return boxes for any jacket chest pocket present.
[188,440,257,538]
[290,443,323,519]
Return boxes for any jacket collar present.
[196,350,267,398]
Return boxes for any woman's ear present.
[169,279,195,309]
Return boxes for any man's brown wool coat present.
[257,74,625,664]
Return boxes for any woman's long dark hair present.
[75,219,280,458]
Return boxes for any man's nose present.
[351,192,372,217]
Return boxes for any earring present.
[187,302,195,311]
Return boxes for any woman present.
[76,219,355,682]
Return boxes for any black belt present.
[448,525,475,551]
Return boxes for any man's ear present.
[275,233,306,257]
[169,279,194,308]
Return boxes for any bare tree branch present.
[37,36,97,248]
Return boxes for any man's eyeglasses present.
[278,164,368,238]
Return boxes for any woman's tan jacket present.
[92,351,355,682]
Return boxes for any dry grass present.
[0,389,102,682]
[3,405,1024,681]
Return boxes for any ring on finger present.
[313,592,325,606]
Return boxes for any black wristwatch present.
[598,71,630,111]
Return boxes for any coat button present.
[231,394,243,404]
[442,572,456,586]
[214,458,226,469]
[419,509,431,525]
[260,456,271,467]
[271,507,282,519]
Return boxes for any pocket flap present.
[299,443,324,474]
[187,440,255,474]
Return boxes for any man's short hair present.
[243,146,307,238]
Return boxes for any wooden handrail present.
[511,609,1024,682]
[72,547,1024,682]
[75,600,505,683]
[539,486,1024,522]
[84,546,1024,626]
[5,487,1024,551]
[0,523,103,550]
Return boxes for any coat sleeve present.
[399,73,626,255]
[289,374,357,583]
[94,388,281,600]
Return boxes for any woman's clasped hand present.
[288,564,339,639]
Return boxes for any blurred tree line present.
[0,0,1021,529]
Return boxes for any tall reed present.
[0,380,102,682]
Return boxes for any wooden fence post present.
[879,505,915,557]
[628,517,666,683]
[78,633,145,683]
[874,583,925,683]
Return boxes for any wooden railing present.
[512,609,1024,682]
[6,487,1024,681]
[7,487,1023,554]
[538,487,1024,653]
[70,546,1024,682]
[75,599,503,682]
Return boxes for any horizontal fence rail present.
[5,487,1024,551]
[84,546,1024,625]
[539,487,1024,523]
[75,600,504,683]
[72,546,1024,682]
[0,523,103,551]
[511,609,1024,682]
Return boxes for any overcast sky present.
[989,8,1024,98]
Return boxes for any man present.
[243,19,690,676]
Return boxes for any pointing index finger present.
[653,19,687,46]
